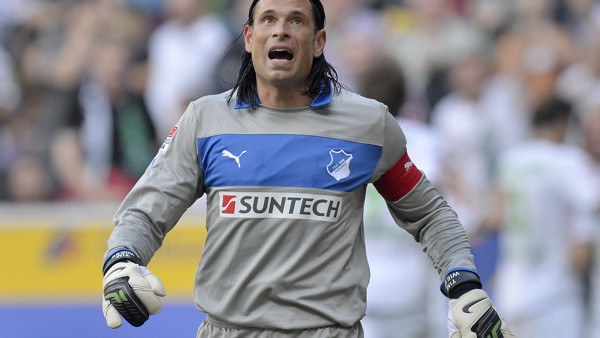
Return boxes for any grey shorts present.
[197,315,364,338]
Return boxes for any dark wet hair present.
[226,0,342,108]
[532,96,572,128]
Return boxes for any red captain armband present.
[373,152,423,201]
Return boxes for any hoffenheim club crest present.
[327,150,353,181]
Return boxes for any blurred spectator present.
[5,155,53,202]
[358,55,447,338]
[0,46,21,116]
[555,27,600,104]
[492,97,598,338]
[0,0,32,43]
[383,0,490,113]
[0,44,22,198]
[12,0,93,160]
[0,0,157,202]
[50,34,157,202]
[466,0,511,38]
[429,47,496,235]
[0,0,87,201]
[144,0,231,138]
[426,40,525,289]
[213,0,251,93]
[557,0,600,49]
[323,0,388,91]
[495,0,581,109]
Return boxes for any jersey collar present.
[234,81,333,109]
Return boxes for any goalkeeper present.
[102,0,514,337]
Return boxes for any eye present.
[262,16,275,24]
[291,18,304,25]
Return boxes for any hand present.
[102,261,167,328]
[448,289,514,338]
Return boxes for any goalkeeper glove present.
[102,250,166,328]
[442,269,514,338]
[448,289,514,338]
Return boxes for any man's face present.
[244,0,326,90]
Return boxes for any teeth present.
[269,48,293,61]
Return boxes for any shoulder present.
[556,144,596,169]
[329,89,389,126]
[175,91,234,129]
[333,89,387,112]
[190,91,233,112]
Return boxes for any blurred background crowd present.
[0,0,598,200]
[1,0,600,337]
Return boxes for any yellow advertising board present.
[0,203,207,303]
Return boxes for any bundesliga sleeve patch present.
[152,125,179,166]
[373,152,423,201]
[160,126,179,152]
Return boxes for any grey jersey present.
[106,88,475,329]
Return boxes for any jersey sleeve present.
[372,112,476,278]
[105,102,205,265]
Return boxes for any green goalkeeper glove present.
[448,289,515,338]
[102,252,166,328]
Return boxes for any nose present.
[272,21,290,39]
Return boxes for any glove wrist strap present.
[441,268,482,298]
[102,249,143,276]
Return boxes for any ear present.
[244,25,253,53]
[313,29,326,58]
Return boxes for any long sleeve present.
[105,103,205,265]
[373,112,475,279]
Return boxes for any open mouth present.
[268,48,294,61]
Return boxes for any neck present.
[256,80,312,108]
[534,125,565,143]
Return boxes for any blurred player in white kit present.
[493,97,598,338]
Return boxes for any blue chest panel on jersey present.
[197,134,382,192]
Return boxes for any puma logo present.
[105,266,126,278]
[463,298,486,314]
[222,150,247,168]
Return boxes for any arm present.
[372,112,475,278]
[102,102,205,328]
[372,112,514,337]
[105,102,205,265]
